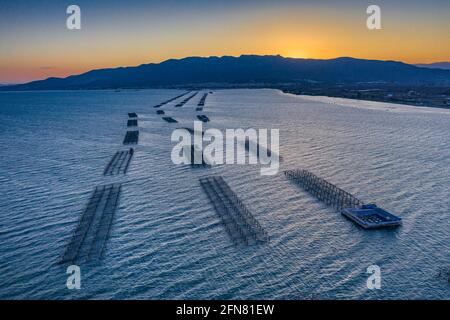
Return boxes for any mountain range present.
[414,62,450,70]
[3,55,450,90]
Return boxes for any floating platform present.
[341,204,402,229]
[60,184,121,264]
[156,110,165,115]
[103,148,134,175]
[123,130,139,144]
[178,127,205,136]
[198,93,208,106]
[128,112,138,118]
[197,115,210,122]
[162,116,178,123]
[153,91,190,108]
[285,169,401,229]
[244,137,281,161]
[127,119,138,127]
[199,176,269,246]
[183,144,211,167]
[175,91,198,107]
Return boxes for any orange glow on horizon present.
[1,5,449,83]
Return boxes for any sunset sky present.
[1,0,449,83]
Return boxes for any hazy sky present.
[1,0,449,83]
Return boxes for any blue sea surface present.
[0,89,449,299]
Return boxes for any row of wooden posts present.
[284,169,362,210]
[200,176,269,246]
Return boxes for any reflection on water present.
[0,89,449,299]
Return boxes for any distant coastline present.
[279,83,450,109]
[1,54,449,109]
[2,55,450,92]
[1,84,449,110]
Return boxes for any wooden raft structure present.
[60,184,121,264]
[103,148,134,175]
[175,91,198,107]
[284,169,362,210]
[162,116,178,123]
[197,115,210,122]
[153,91,190,108]
[123,130,139,144]
[127,119,138,127]
[244,137,282,161]
[198,93,208,106]
[178,127,205,136]
[199,176,269,246]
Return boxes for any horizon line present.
[4,53,449,86]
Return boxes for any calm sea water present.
[0,89,448,300]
